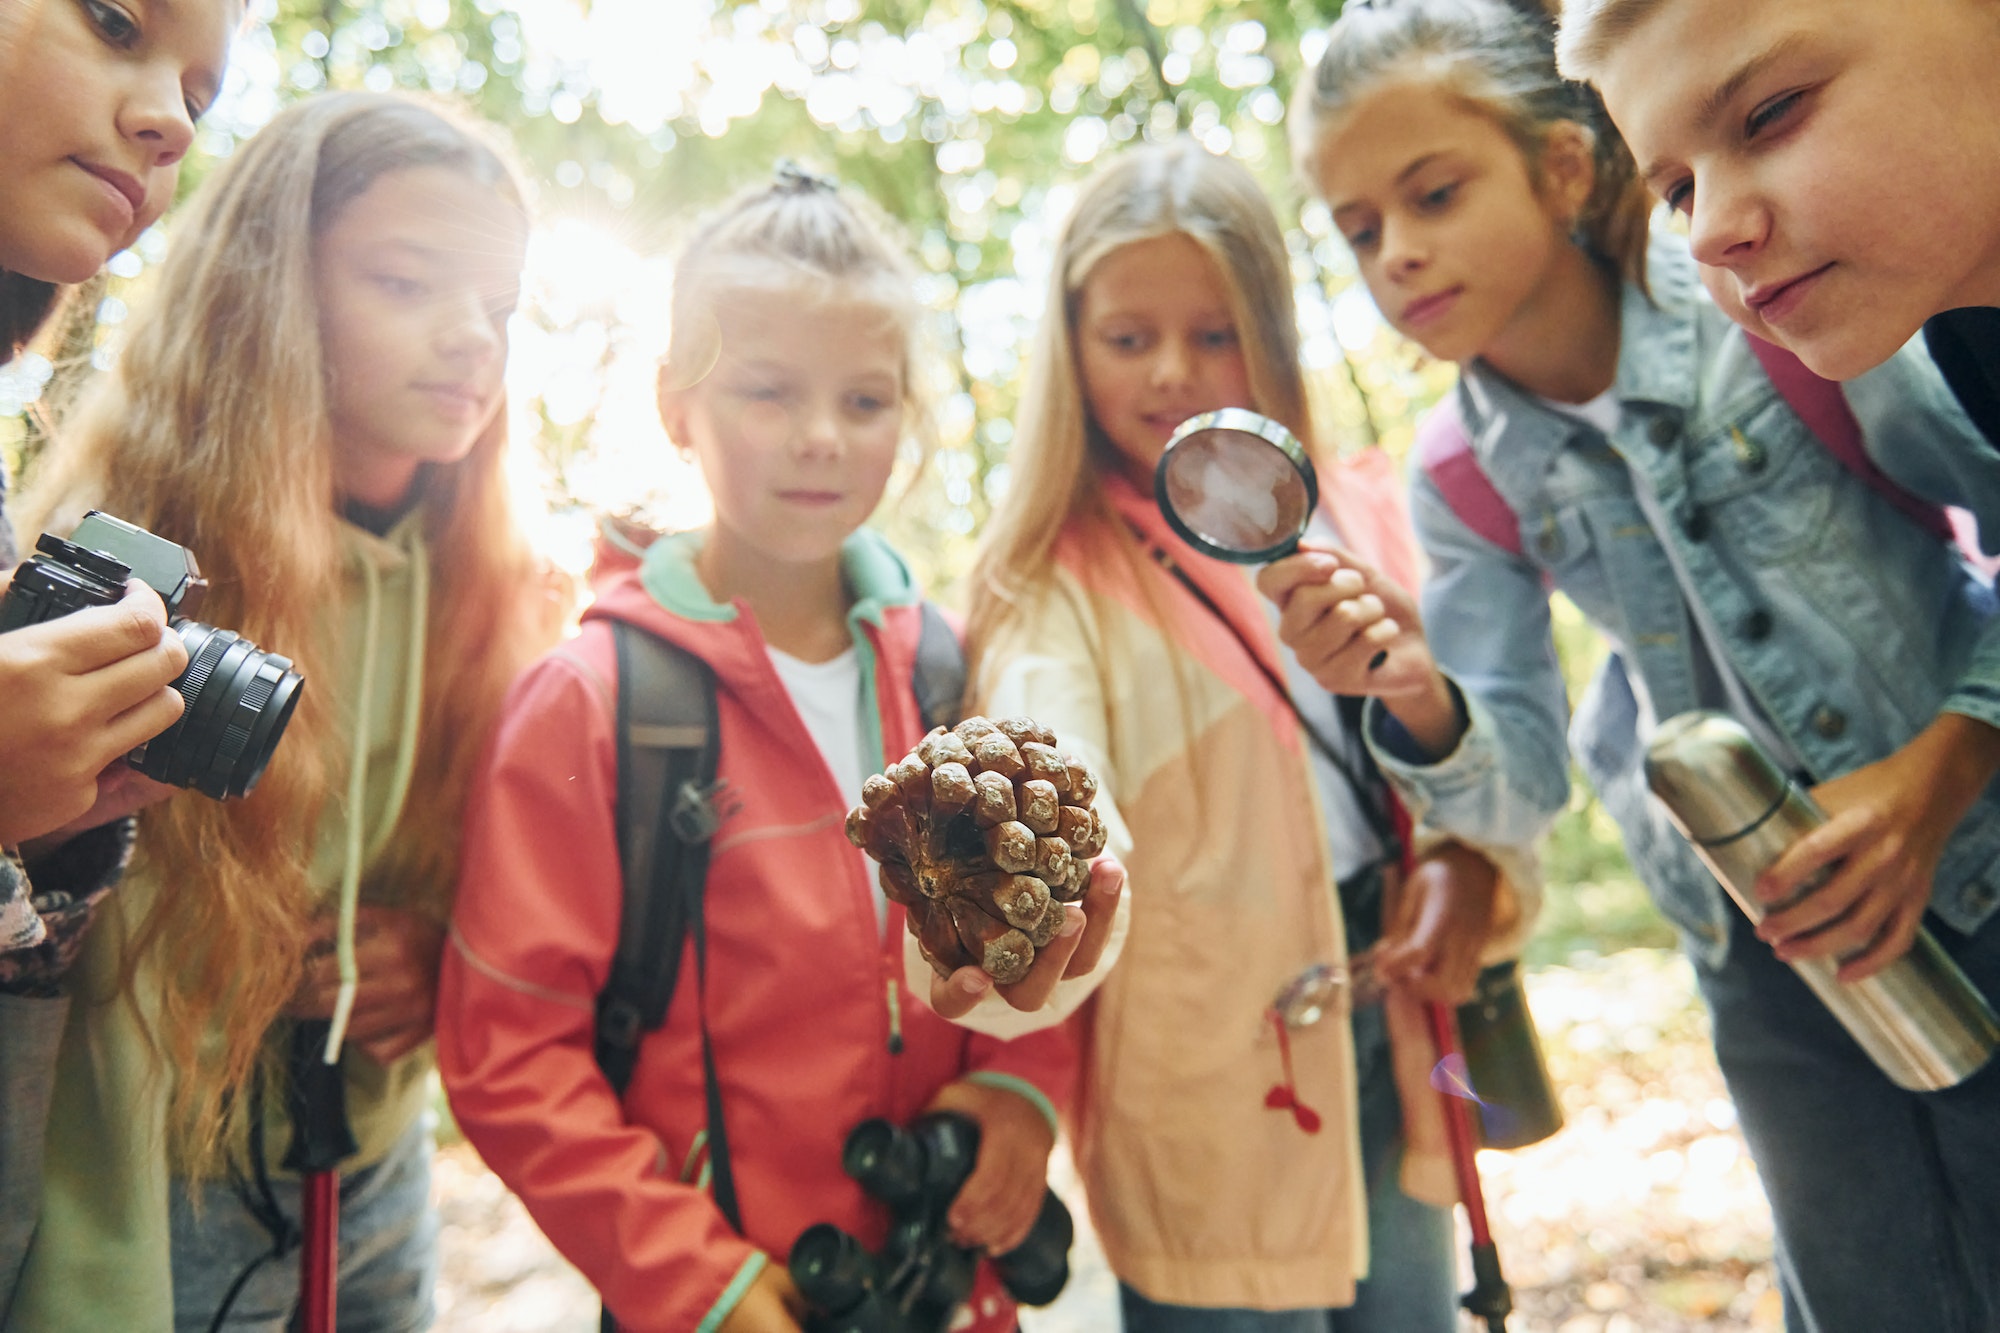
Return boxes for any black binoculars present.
[788,1111,1073,1333]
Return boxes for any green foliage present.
[1,0,1653,953]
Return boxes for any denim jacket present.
[1368,238,2000,966]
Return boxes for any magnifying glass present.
[1155,408,1389,670]
[1154,408,1318,564]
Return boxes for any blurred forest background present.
[0,0,1666,950]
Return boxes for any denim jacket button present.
[1648,417,1678,447]
[1966,882,1999,915]
[1742,609,1774,641]
[1811,705,1848,739]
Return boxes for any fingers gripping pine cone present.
[845,716,1106,984]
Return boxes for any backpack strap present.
[1417,395,1526,557]
[602,622,741,1228]
[912,600,968,733]
[1744,335,1953,542]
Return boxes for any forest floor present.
[430,947,1783,1333]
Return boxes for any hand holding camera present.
[0,567,187,848]
[0,512,305,844]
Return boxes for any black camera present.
[788,1111,1074,1333]
[0,511,304,800]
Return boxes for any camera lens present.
[130,621,305,800]
[992,1192,1074,1307]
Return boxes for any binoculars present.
[788,1111,1073,1333]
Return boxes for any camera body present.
[0,511,304,800]
[788,1111,1073,1333]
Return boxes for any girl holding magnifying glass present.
[1267,4,2000,1329]
[965,140,1530,1333]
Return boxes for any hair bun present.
[772,158,839,195]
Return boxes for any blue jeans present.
[170,1117,438,1333]
[1120,1003,1458,1333]
[1695,905,2000,1333]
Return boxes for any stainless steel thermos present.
[1645,711,2000,1091]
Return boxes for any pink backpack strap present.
[1745,335,1953,542]
[1417,396,1525,557]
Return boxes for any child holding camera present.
[0,0,239,1317]
[1555,0,2000,447]
[9,92,564,1331]
[436,168,1093,1333]
[1268,3,2000,1329]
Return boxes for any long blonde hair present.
[22,92,563,1165]
[966,141,1309,690]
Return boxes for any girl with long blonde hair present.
[11,90,564,1332]
[967,139,1518,1332]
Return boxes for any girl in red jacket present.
[437,166,1080,1333]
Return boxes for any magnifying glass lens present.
[1155,409,1318,564]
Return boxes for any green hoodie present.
[6,515,437,1332]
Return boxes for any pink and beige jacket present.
[972,455,1507,1311]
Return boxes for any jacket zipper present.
[885,975,905,1055]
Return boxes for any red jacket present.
[437,531,1076,1332]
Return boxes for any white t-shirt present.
[766,644,885,929]
[1265,509,1389,884]
[1538,388,1806,774]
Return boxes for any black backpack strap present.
[601,621,741,1227]
[912,600,967,733]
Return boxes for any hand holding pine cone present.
[845,716,1107,985]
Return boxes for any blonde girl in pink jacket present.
[965,141,1530,1331]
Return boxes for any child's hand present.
[715,1263,805,1333]
[929,854,1126,1020]
[1372,842,1498,1006]
[1255,544,1462,757]
[1755,714,2000,981]
[0,575,188,848]
[17,763,178,860]
[926,1079,1058,1256]
[289,904,446,1064]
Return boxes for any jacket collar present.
[1456,235,1703,496]
[1089,470,1301,754]
[638,525,920,631]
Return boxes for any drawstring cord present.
[322,529,430,1065]
[1264,1009,1322,1134]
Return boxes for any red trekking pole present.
[1426,1001,1513,1333]
[285,1019,356,1333]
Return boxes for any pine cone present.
[846,715,1107,984]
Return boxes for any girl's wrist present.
[1384,673,1466,760]
[1913,711,2000,815]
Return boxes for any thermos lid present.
[1644,711,1792,845]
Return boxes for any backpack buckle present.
[669,779,727,844]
